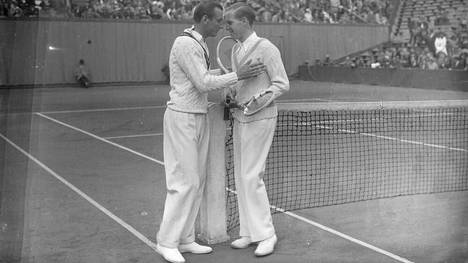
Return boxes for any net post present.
[196,102,229,244]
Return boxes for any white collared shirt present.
[167,26,238,113]
[236,32,258,59]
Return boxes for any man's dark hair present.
[193,1,223,23]
[225,2,255,25]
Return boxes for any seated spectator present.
[449,48,464,69]
[74,59,91,88]
[323,54,331,66]
[436,51,450,69]
[304,8,313,23]
[342,56,353,67]
[460,34,468,50]
[150,1,166,20]
[8,2,23,17]
[425,53,439,70]
[370,54,382,69]
[315,58,322,66]
[464,53,468,71]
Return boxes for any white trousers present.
[233,117,276,242]
[157,108,209,248]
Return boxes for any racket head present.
[216,36,237,73]
[243,90,275,116]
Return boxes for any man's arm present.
[174,38,237,92]
[263,42,290,98]
[174,38,265,93]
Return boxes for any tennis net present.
[224,100,468,232]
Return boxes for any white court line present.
[38,99,330,114]
[35,113,164,166]
[37,98,328,115]
[38,105,166,115]
[273,206,414,263]
[317,125,468,153]
[104,133,163,140]
[225,188,413,263]
[34,112,414,263]
[278,98,332,103]
[0,132,159,253]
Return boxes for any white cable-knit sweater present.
[167,27,238,113]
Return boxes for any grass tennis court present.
[1,80,467,263]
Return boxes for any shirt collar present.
[240,31,259,51]
[184,25,205,43]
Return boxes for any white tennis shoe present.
[254,234,277,257]
[178,242,213,254]
[230,237,252,249]
[155,244,185,263]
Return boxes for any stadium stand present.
[337,0,468,70]
[0,0,394,24]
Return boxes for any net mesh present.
[225,101,468,232]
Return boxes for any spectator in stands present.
[150,1,166,20]
[271,9,284,23]
[460,33,468,50]
[408,17,417,46]
[304,8,313,23]
[74,59,91,88]
[461,52,468,71]
[436,51,450,69]
[323,54,331,66]
[416,29,432,49]
[339,11,352,23]
[315,58,322,66]
[434,30,448,56]
[370,54,382,68]
[425,53,439,70]
[343,56,353,67]
[0,1,7,17]
[8,1,23,17]
[409,52,419,68]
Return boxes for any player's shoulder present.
[174,34,198,47]
[258,38,279,52]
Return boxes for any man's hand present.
[236,59,266,80]
[220,66,232,74]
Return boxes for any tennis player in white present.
[224,2,290,257]
[156,2,266,263]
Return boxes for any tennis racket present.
[241,90,275,116]
[216,36,237,73]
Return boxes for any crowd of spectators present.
[337,7,468,71]
[0,0,393,24]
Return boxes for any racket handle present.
[223,106,230,120]
[224,96,232,121]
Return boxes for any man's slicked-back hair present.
[225,2,256,25]
[193,1,223,23]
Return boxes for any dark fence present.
[298,65,468,91]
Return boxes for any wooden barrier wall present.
[0,18,388,86]
[298,65,468,91]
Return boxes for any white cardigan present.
[230,32,290,123]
